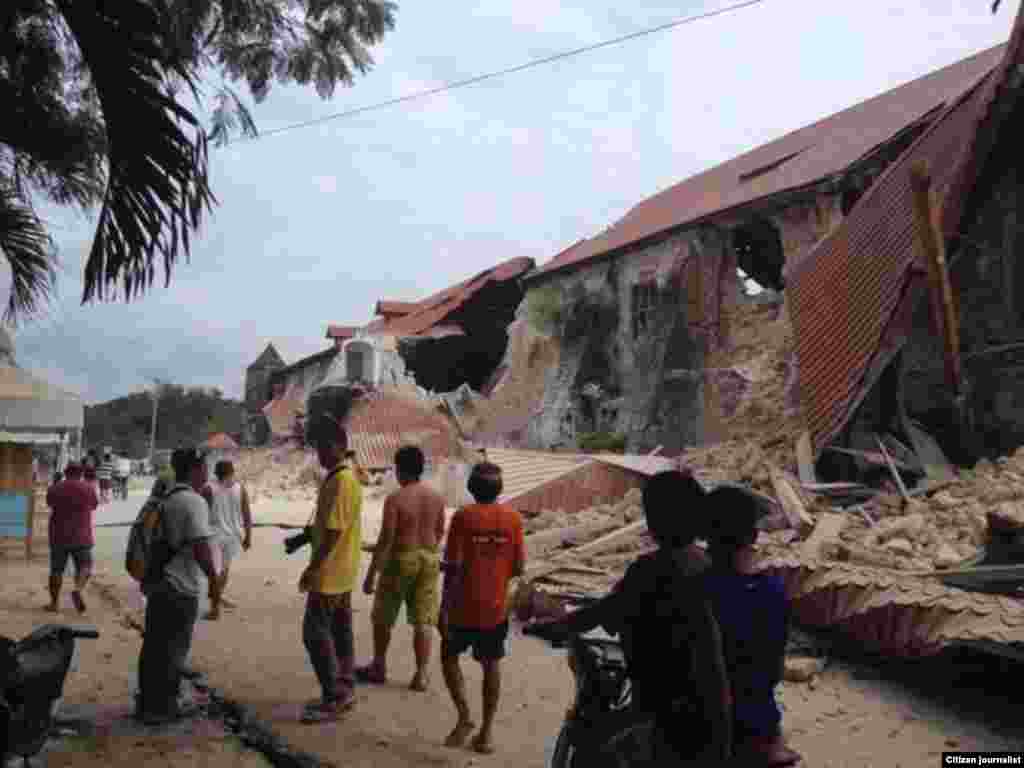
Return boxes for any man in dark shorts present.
[45,462,99,613]
[439,462,525,755]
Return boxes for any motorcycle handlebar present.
[70,629,100,640]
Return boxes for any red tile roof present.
[325,325,358,340]
[345,391,461,469]
[529,44,1007,281]
[366,256,534,338]
[790,19,1024,455]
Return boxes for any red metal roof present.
[530,44,1007,281]
[325,325,358,340]
[790,13,1024,455]
[366,256,534,338]
[374,301,419,317]
[345,391,461,468]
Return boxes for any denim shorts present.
[49,545,93,576]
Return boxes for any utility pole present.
[147,377,166,468]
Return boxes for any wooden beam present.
[909,162,962,395]
[875,434,912,505]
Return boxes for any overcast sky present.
[5,0,1020,404]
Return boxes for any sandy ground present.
[3,491,1024,767]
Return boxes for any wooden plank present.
[768,464,814,533]
[796,431,818,485]
[800,512,846,560]
[525,520,648,581]
[875,435,911,504]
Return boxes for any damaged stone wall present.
[527,230,714,453]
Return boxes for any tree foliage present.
[84,384,245,457]
[0,0,396,323]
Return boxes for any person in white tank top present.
[205,460,252,620]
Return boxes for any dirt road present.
[5,492,1024,767]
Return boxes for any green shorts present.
[372,549,441,627]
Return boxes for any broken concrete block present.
[989,501,1024,532]
[877,513,925,543]
[623,505,642,522]
[783,657,824,683]
[933,543,963,569]
[930,491,958,510]
[800,513,846,560]
[883,538,915,557]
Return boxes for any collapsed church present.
[244,38,1024,477]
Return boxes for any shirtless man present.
[358,445,446,691]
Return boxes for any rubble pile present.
[236,446,320,504]
[523,488,643,535]
[471,308,560,444]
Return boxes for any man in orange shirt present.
[439,461,525,755]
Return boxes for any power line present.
[231,0,767,145]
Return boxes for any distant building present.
[243,344,285,445]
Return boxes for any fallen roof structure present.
[527,45,1006,284]
[790,26,1024,456]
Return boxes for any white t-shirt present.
[209,481,245,541]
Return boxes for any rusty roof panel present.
[790,69,1003,454]
[530,45,1005,281]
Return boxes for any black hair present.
[703,484,764,567]
[313,421,348,450]
[215,460,234,480]
[467,461,503,503]
[172,447,206,481]
[394,445,425,480]
[642,470,705,548]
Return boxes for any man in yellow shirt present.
[299,424,363,723]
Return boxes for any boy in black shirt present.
[529,470,731,764]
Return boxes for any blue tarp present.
[0,492,29,538]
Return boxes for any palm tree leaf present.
[55,0,216,305]
[0,182,56,323]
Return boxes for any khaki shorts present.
[372,549,441,627]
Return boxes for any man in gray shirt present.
[136,447,221,725]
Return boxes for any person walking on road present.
[358,445,446,691]
[299,423,363,724]
[45,463,98,613]
[97,452,115,504]
[136,447,221,726]
[204,460,253,620]
[439,461,526,755]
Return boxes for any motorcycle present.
[524,596,657,768]
[1,624,100,766]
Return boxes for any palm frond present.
[0,183,56,323]
[55,0,216,305]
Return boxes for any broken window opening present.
[632,282,659,339]
[731,218,785,292]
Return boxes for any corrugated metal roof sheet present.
[791,11,1024,455]
[529,44,1006,281]
[374,301,419,317]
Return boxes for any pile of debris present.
[236,446,320,505]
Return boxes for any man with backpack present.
[134,447,221,726]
